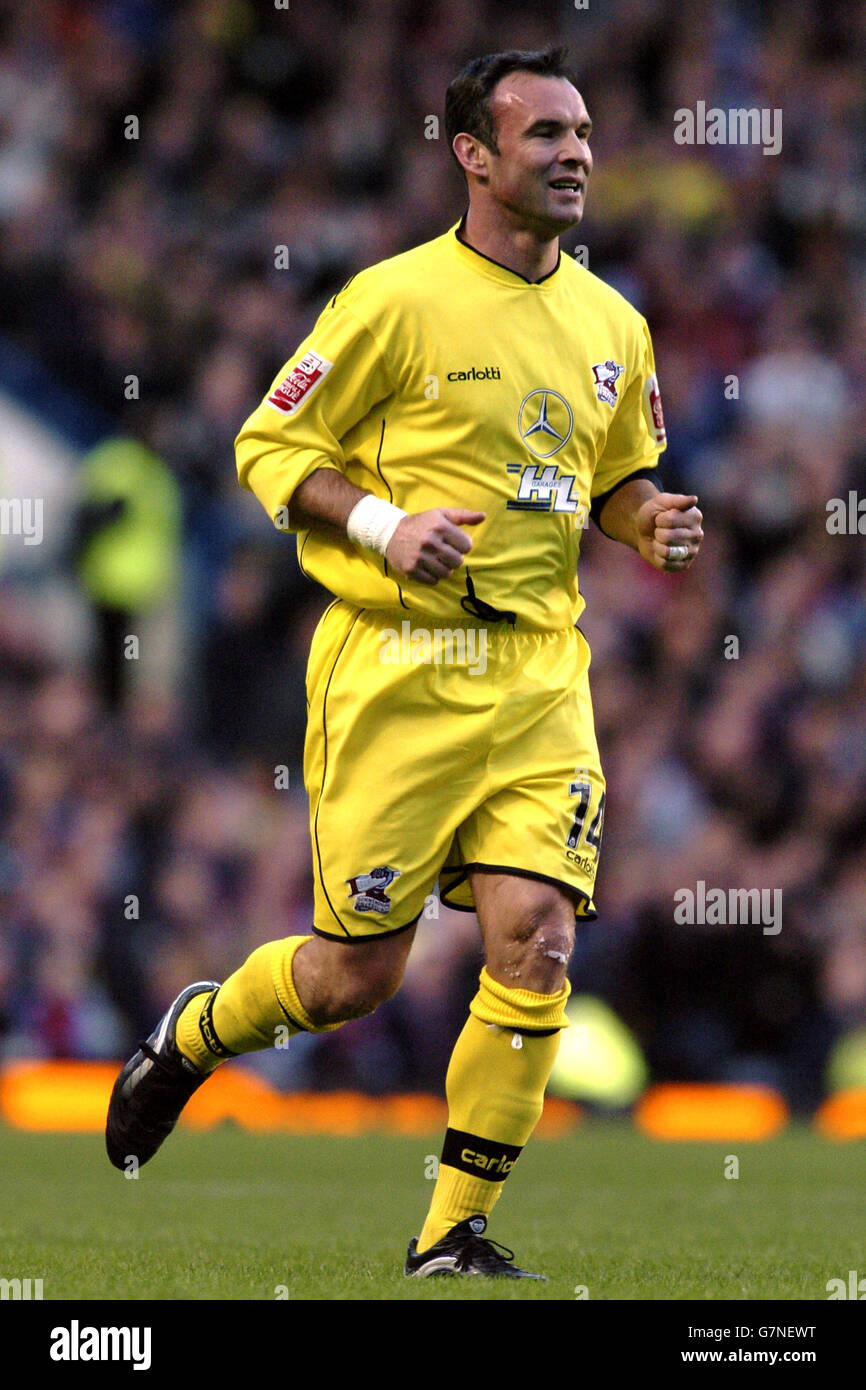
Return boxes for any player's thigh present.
[441,626,606,922]
[303,602,495,941]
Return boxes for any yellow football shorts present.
[303,600,606,940]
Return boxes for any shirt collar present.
[452,214,563,288]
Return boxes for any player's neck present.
[459,207,560,283]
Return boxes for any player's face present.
[485,73,592,236]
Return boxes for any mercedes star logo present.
[518,389,574,457]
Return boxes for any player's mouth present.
[548,178,582,195]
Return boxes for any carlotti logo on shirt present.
[447,365,502,381]
[267,350,333,415]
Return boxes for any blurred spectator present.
[68,436,181,710]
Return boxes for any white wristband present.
[346,495,407,556]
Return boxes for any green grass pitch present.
[1,1120,862,1301]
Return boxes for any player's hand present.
[385,508,486,586]
[635,493,703,572]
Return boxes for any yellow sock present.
[175,935,342,1072]
[417,968,569,1251]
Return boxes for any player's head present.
[445,47,592,237]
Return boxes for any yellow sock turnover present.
[175,935,342,1072]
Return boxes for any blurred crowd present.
[0,0,864,1109]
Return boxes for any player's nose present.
[556,133,591,174]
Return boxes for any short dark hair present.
[444,47,578,165]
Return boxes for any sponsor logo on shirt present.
[446,365,502,380]
[518,388,574,458]
[505,463,587,523]
[267,350,333,415]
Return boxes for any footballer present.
[106,46,703,1279]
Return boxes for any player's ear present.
[452,133,491,181]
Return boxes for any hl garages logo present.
[644,372,666,444]
[509,387,584,518]
[506,463,585,520]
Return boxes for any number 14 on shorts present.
[566,773,605,863]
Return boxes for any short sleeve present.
[590,317,667,515]
[235,296,397,528]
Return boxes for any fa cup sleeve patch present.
[643,371,666,444]
[267,350,334,415]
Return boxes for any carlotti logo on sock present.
[441,1127,523,1182]
[460,1147,517,1176]
[49,1322,152,1371]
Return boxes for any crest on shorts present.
[591,359,625,407]
[346,865,401,915]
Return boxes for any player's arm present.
[597,478,703,572]
[591,317,702,572]
[290,467,485,587]
[237,294,483,587]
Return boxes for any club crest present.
[346,865,401,915]
[591,359,625,407]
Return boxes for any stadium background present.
[0,0,864,1122]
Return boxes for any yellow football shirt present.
[235,221,666,631]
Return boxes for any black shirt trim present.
[454,214,562,286]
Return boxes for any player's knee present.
[517,889,574,942]
[526,919,574,986]
[340,968,402,1018]
[534,920,574,977]
[307,952,407,1025]
[495,891,575,990]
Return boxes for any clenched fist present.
[385,508,486,586]
[635,493,703,572]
